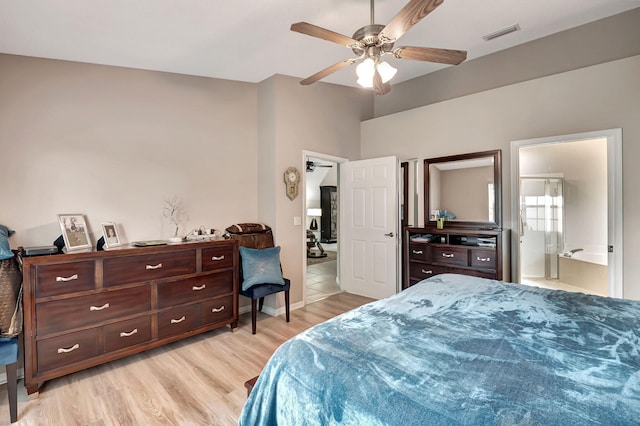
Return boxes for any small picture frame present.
[57,214,92,251]
[101,222,122,249]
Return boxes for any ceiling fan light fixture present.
[356,58,397,88]
[356,58,375,87]
[377,61,397,83]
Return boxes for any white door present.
[340,156,399,299]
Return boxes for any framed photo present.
[101,222,122,249]
[57,214,91,251]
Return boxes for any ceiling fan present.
[306,161,333,172]
[290,0,467,95]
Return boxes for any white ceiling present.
[1,0,637,89]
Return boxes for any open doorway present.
[305,155,340,303]
[511,129,623,298]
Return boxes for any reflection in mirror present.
[425,150,501,229]
[429,159,494,221]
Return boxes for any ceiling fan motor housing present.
[351,24,394,56]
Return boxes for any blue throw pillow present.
[0,225,15,260]
[239,246,285,291]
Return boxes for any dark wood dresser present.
[404,227,507,289]
[21,239,238,396]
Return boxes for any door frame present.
[510,128,623,298]
[302,150,348,305]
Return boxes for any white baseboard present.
[239,301,303,318]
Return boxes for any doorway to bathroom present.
[511,129,623,298]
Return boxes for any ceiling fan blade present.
[291,22,358,47]
[394,46,467,65]
[373,68,392,96]
[300,59,356,85]
[381,0,444,42]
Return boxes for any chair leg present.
[251,299,257,335]
[6,362,17,423]
[258,297,265,312]
[285,290,290,323]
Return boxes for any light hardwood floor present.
[0,292,373,426]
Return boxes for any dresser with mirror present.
[404,149,509,288]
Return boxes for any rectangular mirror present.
[424,150,502,229]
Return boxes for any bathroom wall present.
[519,138,608,252]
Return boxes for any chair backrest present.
[228,230,275,250]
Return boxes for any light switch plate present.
[293,216,302,226]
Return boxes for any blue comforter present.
[239,274,640,425]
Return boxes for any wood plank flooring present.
[0,292,373,426]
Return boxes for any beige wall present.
[0,55,371,315]
[3,9,637,311]
[1,54,259,246]
[361,55,640,299]
[375,8,640,117]
[260,74,371,309]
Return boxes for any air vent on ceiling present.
[482,24,521,41]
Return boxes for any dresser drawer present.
[35,261,95,298]
[36,285,151,335]
[103,250,196,287]
[158,305,199,339]
[104,316,152,353]
[470,249,496,269]
[409,263,448,281]
[408,243,431,262]
[157,271,233,309]
[202,245,234,271]
[201,295,234,325]
[432,247,468,267]
[37,329,100,372]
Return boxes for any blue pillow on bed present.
[0,225,15,260]
[239,246,285,291]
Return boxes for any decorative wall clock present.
[284,167,300,200]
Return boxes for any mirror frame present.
[424,149,502,229]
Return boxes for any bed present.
[239,274,640,425]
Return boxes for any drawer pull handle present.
[211,255,225,261]
[421,269,433,275]
[211,306,225,313]
[120,328,138,338]
[58,344,79,354]
[412,250,423,255]
[442,253,455,258]
[171,316,186,324]
[56,274,78,282]
[192,284,206,291]
[477,256,491,262]
[90,303,110,311]
[146,263,163,270]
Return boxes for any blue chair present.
[226,225,291,334]
[240,277,290,335]
[0,337,18,423]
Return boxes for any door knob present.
[384,232,395,237]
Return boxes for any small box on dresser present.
[21,239,238,396]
